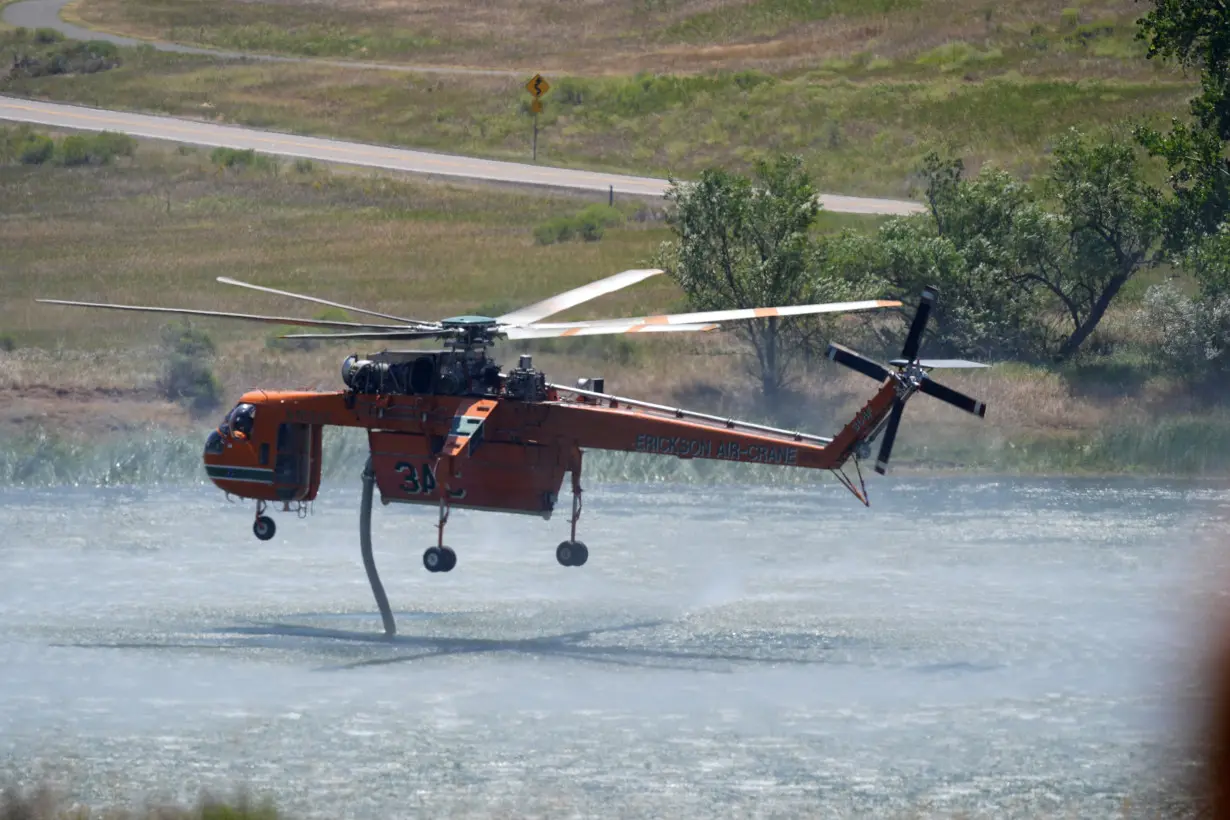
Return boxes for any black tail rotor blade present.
[900,286,937,363]
[919,377,987,418]
[874,400,905,475]
[826,343,890,382]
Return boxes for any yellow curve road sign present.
[525,74,550,98]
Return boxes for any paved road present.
[0,0,926,213]
[0,97,926,212]
[2,0,518,76]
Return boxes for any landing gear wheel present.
[556,540,588,567]
[424,546,456,573]
[253,515,276,541]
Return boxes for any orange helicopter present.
[38,270,988,635]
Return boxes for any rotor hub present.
[893,361,927,397]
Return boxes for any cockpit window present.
[224,402,257,438]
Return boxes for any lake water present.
[1,476,1227,818]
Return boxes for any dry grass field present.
[0,2,1195,198]
[70,0,1168,76]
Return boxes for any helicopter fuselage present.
[202,349,895,518]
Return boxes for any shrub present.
[293,158,315,173]
[81,39,119,60]
[90,130,137,162]
[7,38,122,78]
[211,147,255,168]
[165,355,224,415]
[17,134,53,165]
[533,203,625,245]
[533,215,576,245]
[0,334,16,352]
[211,147,279,173]
[57,134,91,166]
[1138,282,1230,385]
[160,322,223,415]
[162,322,215,358]
[32,27,63,44]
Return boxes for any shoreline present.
[5,421,1230,486]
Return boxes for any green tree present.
[818,135,1159,363]
[817,156,1052,361]
[1134,0,1230,252]
[1136,0,1230,138]
[1040,128,1164,358]
[660,154,866,398]
[1181,221,1230,297]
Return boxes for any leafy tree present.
[660,155,871,398]
[815,134,1160,363]
[1181,220,1230,297]
[1134,0,1230,252]
[1137,0,1230,138]
[1040,128,1164,358]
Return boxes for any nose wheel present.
[423,546,457,573]
[252,500,276,541]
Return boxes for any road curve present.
[0,96,927,214]
[2,0,520,76]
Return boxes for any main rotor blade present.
[505,321,718,339]
[216,277,436,327]
[901,286,937,363]
[825,343,891,382]
[496,268,665,327]
[874,400,905,475]
[35,299,407,330]
[919,377,987,418]
[890,358,988,369]
[528,298,901,329]
[278,329,446,341]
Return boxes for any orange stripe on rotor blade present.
[562,328,583,337]
[753,307,780,318]
[877,300,903,307]
[628,323,649,333]
[645,316,669,324]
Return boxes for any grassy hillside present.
[0,2,1197,199]
[69,0,1171,76]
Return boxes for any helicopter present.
[38,269,988,635]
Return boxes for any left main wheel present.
[556,540,588,567]
[253,515,276,541]
[424,546,456,573]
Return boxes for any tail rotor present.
[825,286,988,475]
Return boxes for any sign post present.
[524,73,550,161]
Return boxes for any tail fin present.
[825,286,988,475]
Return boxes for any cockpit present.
[224,402,257,439]
[204,401,257,454]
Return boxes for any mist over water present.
[2,472,1227,817]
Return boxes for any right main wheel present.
[439,546,457,572]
